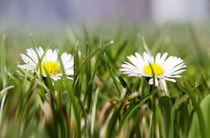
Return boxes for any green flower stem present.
[150,95,156,138]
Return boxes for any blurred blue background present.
[0,0,209,30]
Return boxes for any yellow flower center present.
[42,61,60,76]
[143,63,163,76]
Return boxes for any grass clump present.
[0,24,209,138]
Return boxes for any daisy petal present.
[149,78,159,86]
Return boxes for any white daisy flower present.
[120,52,186,92]
[18,47,74,81]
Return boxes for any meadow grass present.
[0,24,209,138]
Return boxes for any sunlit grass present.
[0,24,209,138]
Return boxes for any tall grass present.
[0,24,209,138]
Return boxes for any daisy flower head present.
[18,47,74,81]
[120,52,186,90]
